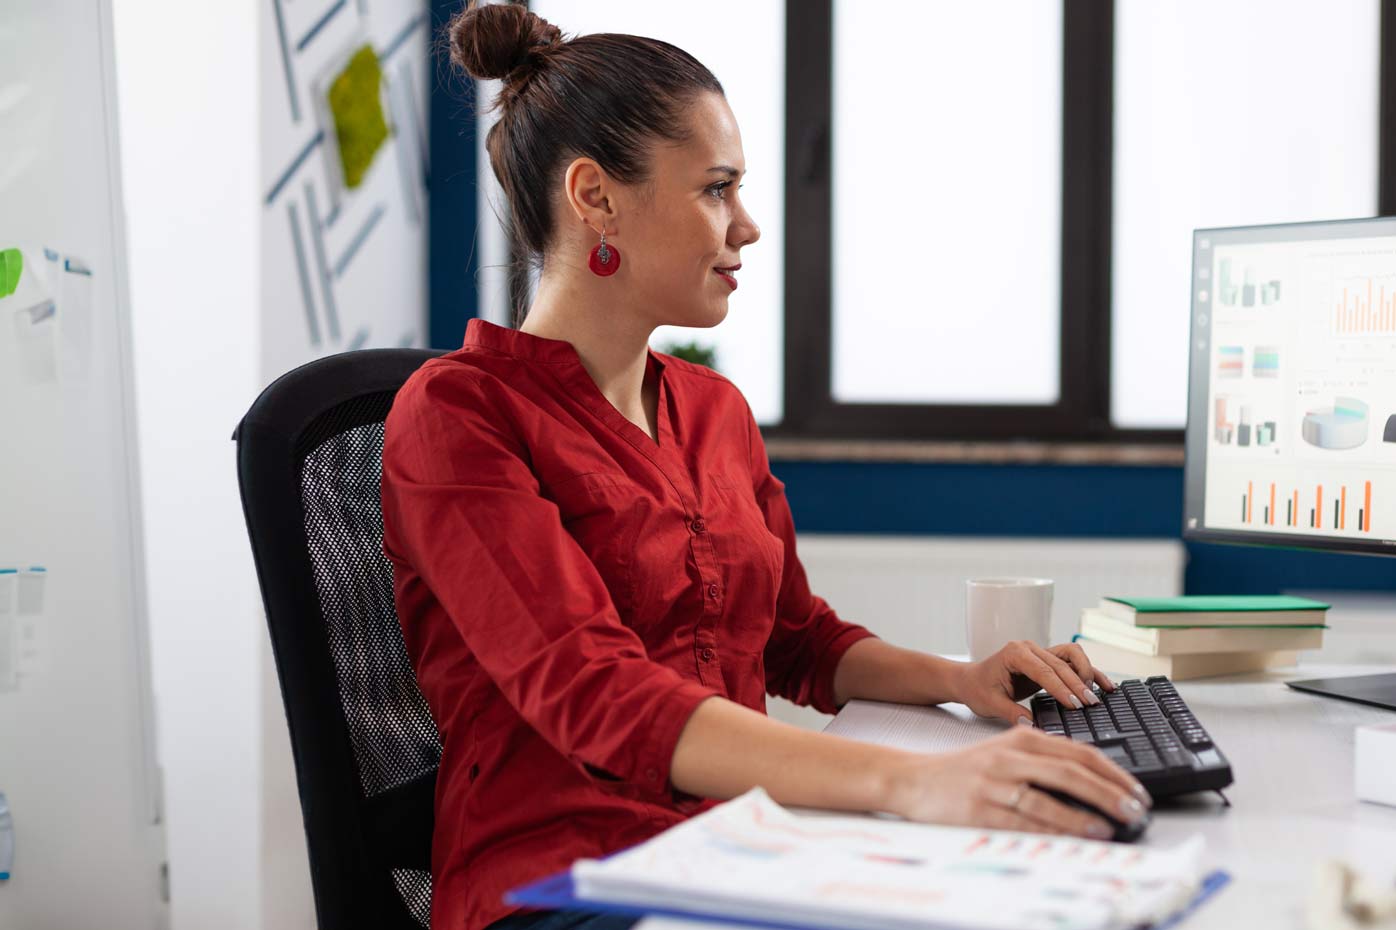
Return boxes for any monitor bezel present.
[1183,214,1396,558]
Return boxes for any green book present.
[1099,595,1330,628]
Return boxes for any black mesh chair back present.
[233,348,446,929]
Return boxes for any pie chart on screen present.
[1301,397,1369,450]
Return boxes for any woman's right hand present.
[880,725,1152,840]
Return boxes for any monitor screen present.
[1184,216,1396,556]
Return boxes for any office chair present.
[234,348,446,929]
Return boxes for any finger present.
[982,693,1035,726]
[1002,750,1148,829]
[1052,643,1114,692]
[1009,785,1115,840]
[1009,728,1153,808]
[974,799,1059,836]
[1087,662,1116,692]
[1004,643,1088,710]
[1029,643,1098,707]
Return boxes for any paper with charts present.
[572,788,1208,930]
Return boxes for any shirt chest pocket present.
[710,472,786,610]
[546,472,647,620]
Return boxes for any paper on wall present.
[0,570,15,693]
[1,244,59,384]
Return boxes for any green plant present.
[661,340,719,370]
[327,45,389,189]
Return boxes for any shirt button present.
[691,517,707,534]
[706,583,720,598]
[645,767,659,782]
[701,648,715,662]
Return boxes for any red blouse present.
[380,319,876,930]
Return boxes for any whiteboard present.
[0,1,167,927]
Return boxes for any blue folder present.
[507,865,1232,930]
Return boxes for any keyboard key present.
[1091,730,1133,744]
[1102,746,1131,766]
[1127,757,1165,776]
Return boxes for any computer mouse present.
[1038,786,1150,842]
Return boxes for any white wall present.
[768,536,1186,731]
[113,3,262,929]
[115,0,429,927]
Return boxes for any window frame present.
[769,0,1396,445]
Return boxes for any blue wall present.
[428,0,479,351]
[774,460,1396,595]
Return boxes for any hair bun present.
[449,1,563,82]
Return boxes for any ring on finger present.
[1005,783,1029,811]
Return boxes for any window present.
[1112,0,1380,428]
[832,0,1062,406]
[473,1,1394,442]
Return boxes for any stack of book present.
[1075,595,1328,680]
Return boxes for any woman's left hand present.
[954,641,1116,725]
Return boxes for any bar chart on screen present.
[1333,273,1396,337]
[1232,477,1375,532]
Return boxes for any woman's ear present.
[564,157,618,234]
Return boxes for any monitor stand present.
[1286,673,1396,712]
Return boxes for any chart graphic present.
[1333,275,1396,336]
[1301,397,1369,450]
[1253,346,1279,378]
[1239,480,1373,532]
[1218,259,1280,307]
[1213,397,1276,447]
[1217,346,1243,379]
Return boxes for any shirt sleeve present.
[744,400,878,714]
[381,367,719,800]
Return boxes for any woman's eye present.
[707,182,731,200]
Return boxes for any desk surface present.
[824,661,1396,929]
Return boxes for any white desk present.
[824,662,1396,929]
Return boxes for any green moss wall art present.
[327,45,389,190]
[0,248,21,299]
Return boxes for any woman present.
[380,4,1151,930]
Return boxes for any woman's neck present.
[520,274,657,432]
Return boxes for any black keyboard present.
[1030,676,1233,798]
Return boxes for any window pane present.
[523,0,786,425]
[1112,0,1379,428]
[831,1,1062,405]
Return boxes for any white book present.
[1080,609,1325,656]
[572,788,1209,930]
[1076,637,1299,680]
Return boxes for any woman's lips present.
[714,263,741,291]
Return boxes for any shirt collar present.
[463,318,666,375]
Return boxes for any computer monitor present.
[1183,215,1396,711]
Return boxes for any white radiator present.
[767,535,1186,730]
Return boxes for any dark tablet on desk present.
[1286,673,1396,713]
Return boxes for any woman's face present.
[615,92,761,329]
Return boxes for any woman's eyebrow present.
[706,166,742,179]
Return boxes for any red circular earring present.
[588,227,621,277]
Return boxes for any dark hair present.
[447,1,723,315]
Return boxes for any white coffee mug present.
[965,577,1054,661]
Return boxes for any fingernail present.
[1086,821,1113,840]
[1068,695,1084,709]
[1118,796,1147,824]
[1083,690,1101,706]
[1016,716,1035,727]
[1132,783,1153,808]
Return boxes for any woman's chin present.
[669,301,729,330]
